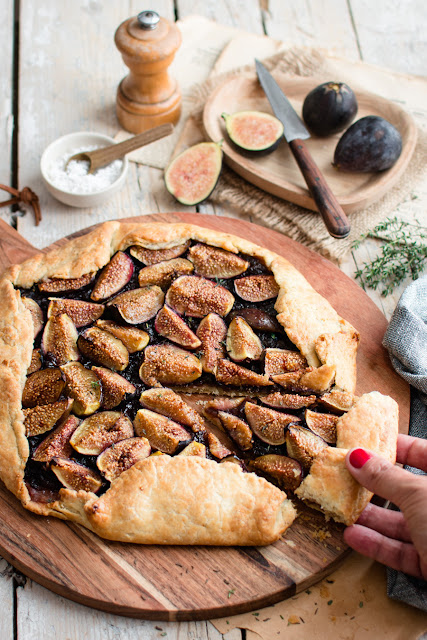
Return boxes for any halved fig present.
[177,441,206,457]
[234,275,279,302]
[33,414,80,462]
[318,390,356,413]
[264,348,308,377]
[219,455,246,470]
[228,308,281,333]
[138,258,193,288]
[196,313,227,373]
[92,366,136,410]
[166,276,234,318]
[70,412,134,455]
[95,320,149,353]
[96,437,151,482]
[139,344,202,386]
[60,362,102,416]
[50,457,102,493]
[140,388,206,433]
[217,411,253,451]
[134,409,191,454]
[244,402,299,445]
[38,272,95,294]
[206,431,232,460]
[24,398,73,437]
[260,392,316,410]
[286,424,328,470]
[28,349,42,375]
[22,368,65,408]
[22,297,43,337]
[227,316,263,361]
[188,244,249,279]
[273,365,335,393]
[41,314,79,366]
[249,454,303,491]
[130,240,191,265]
[164,141,222,205]
[203,396,246,428]
[304,409,338,444]
[222,110,284,153]
[47,298,105,328]
[215,359,273,387]
[77,327,129,372]
[91,252,134,301]
[155,306,201,349]
[107,286,164,324]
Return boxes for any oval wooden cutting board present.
[203,74,417,213]
[0,213,409,620]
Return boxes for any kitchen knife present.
[255,59,350,239]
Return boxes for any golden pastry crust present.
[0,220,368,544]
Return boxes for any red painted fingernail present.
[349,448,372,469]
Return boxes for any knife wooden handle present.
[289,139,350,239]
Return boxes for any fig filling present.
[20,243,346,502]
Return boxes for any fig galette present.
[0,222,398,545]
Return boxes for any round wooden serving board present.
[203,74,417,213]
[0,213,409,621]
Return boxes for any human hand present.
[344,434,427,579]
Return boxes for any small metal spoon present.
[65,123,174,173]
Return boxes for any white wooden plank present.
[176,0,264,35]
[350,0,427,75]
[0,559,15,640]
[0,0,14,223]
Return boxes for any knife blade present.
[255,59,350,239]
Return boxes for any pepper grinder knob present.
[114,10,182,133]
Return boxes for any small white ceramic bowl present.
[40,131,129,208]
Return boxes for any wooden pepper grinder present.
[115,10,182,133]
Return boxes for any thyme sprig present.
[352,216,427,297]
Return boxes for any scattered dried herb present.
[227,588,235,598]
[359,601,364,608]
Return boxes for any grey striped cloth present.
[382,275,427,613]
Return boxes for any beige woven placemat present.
[177,47,427,263]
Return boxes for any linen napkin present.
[383,275,427,612]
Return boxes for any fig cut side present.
[165,142,223,206]
[222,111,283,153]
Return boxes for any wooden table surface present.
[0,1,426,639]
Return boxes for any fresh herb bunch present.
[352,216,427,297]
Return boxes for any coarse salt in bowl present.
[40,132,129,208]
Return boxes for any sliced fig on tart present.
[196,313,227,374]
[244,402,299,445]
[273,364,335,393]
[215,359,273,387]
[203,396,246,428]
[259,392,317,410]
[177,441,206,457]
[226,316,263,361]
[107,286,164,324]
[206,432,233,460]
[60,362,102,416]
[249,454,303,491]
[187,244,249,279]
[41,314,79,366]
[38,272,95,294]
[140,388,206,433]
[32,414,80,462]
[264,348,308,376]
[130,240,191,265]
[234,275,279,302]
[50,457,102,493]
[155,306,201,349]
[95,320,149,353]
[228,308,281,333]
[22,297,43,338]
[166,275,234,318]
[22,368,65,408]
[91,252,134,301]
[28,349,42,374]
[24,398,73,437]
[77,327,129,372]
[96,437,151,481]
[137,258,193,288]
[286,424,328,470]
[318,389,356,413]
[92,366,136,410]
[139,344,202,386]
[217,411,253,451]
[47,298,105,328]
[304,409,338,444]
[134,409,191,454]
[70,412,134,455]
